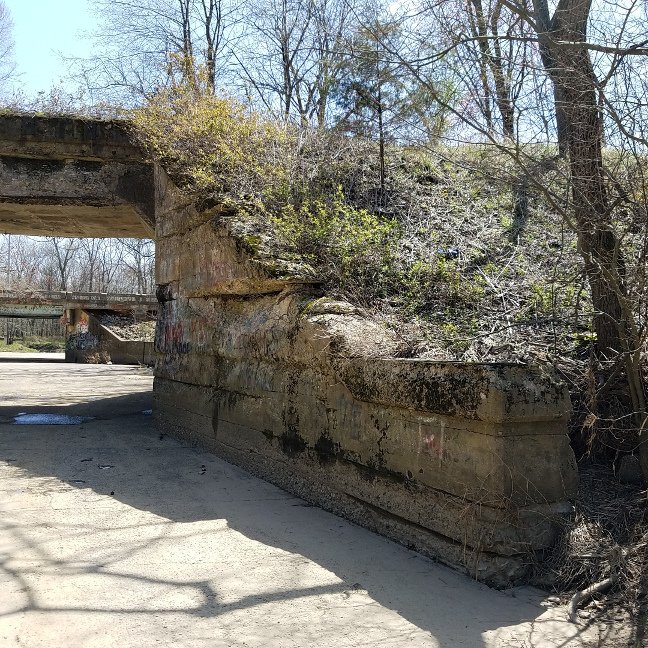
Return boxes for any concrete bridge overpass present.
[0,289,157,365]
[0,289,158,318]
[0,114,154,238]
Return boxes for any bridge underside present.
[0,115,154,238]
[0,306,60,318]
[0,202,152,238]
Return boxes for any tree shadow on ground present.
[0,388,616,647]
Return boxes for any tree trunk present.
[551,33,628,359]
[376,83,386,208]
[533,0,647,473]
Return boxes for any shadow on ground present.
[0,384,617,647]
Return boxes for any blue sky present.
[6,0,97,97]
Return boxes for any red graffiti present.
[157,320,190,354]
[422,429,444,459]
[189,317,208,349]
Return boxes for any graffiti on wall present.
[67,311,98,351]
[155,300,210,355]
[66,331,98,351]
[77,312,89,333]
[420,421,445,462]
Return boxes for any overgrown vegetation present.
[132,86,590,363]
[131,78,287,195]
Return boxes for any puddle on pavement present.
[13,414,95,425]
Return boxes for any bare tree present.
[0,1,16,93]
[78,239,104,292]
[1,235,156,295]
[117,238,156,293]
[300,0,354,127]
[363,0,648,467]
[0,235,41,290]
[43,238,80,291]
[236,0,314,122]
[96,239,125,291]
[236,0,358,126]
[199,0,234,91]
[527,0,648,455]
[75,0,240,101]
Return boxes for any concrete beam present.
[0,290,158,312]
[0,304,62,318]
[0,203,153,238]
[0,114,154,238]
[0,114,142,162]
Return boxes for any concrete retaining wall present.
[65,309,154,365]
[153,167,578,586]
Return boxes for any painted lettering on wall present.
[77,313,89,334]
[155,300,210,355]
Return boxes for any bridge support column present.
[64,309,75,362]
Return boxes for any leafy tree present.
[334,21,399,202]
[334,17,449,204]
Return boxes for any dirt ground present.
[0,362,631,647]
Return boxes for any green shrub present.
[271,187,399,303]
[131,83,288,197]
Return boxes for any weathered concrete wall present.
[0,114,143,162]
[66,309,154,365]
[153,167,578,586]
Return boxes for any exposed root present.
[566,535,647,625]
[568,573,618,623]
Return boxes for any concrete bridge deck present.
[0,362,622,648]
[0,290,157,318]
[0,114,153,238]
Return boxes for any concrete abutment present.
[152,165,578,586]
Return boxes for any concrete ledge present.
[66,309,155,365]
[335,358,571,424]
[155,378,561,586]
[0,114,142,162]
